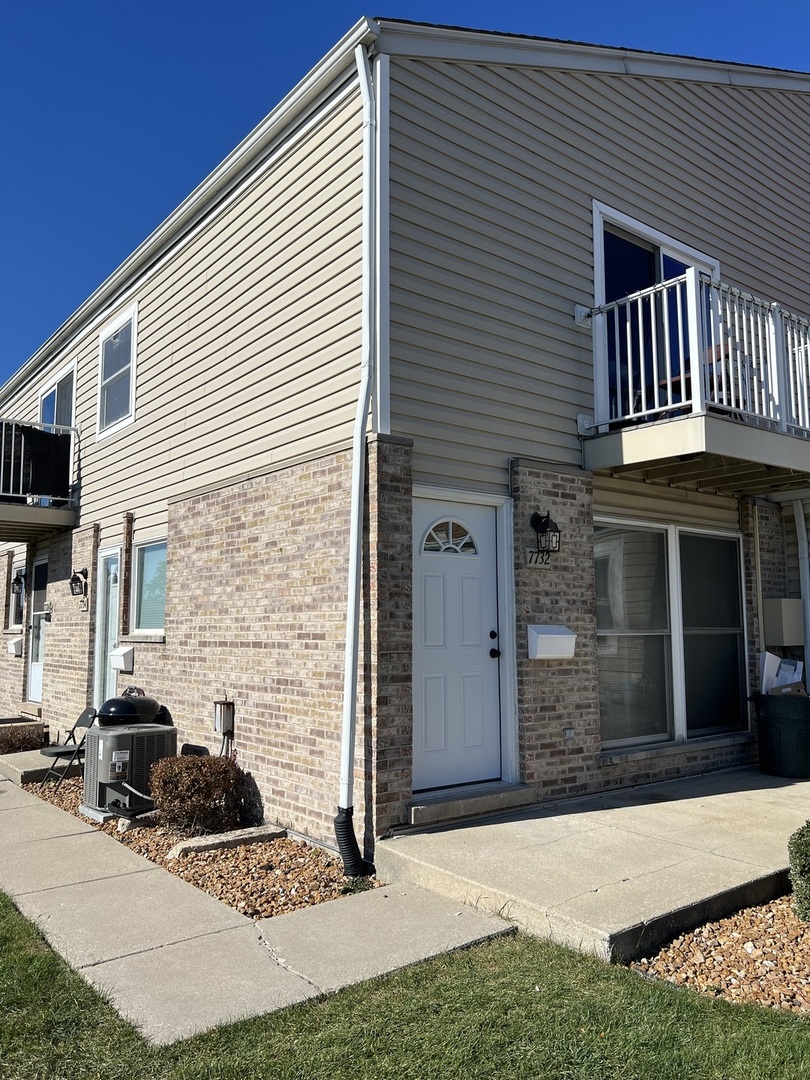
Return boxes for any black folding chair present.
[40,707,96,790]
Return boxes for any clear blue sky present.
[2,1,810,386]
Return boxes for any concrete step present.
[376,769,808,963]
[0,748,81,785]
[407,782,535,827]
[375,837,789,963]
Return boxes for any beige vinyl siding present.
[387,58,810,492]
[593,476,740,531]
[61,90,364,539]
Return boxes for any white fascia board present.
[373,20,810,92]
[2,16,380,406]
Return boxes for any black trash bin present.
[753,692,810,778]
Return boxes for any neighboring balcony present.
[578,268,810,495]
[0,419,77,542]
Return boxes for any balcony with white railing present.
[0,419,78,542]
[579,268,810,495]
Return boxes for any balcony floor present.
[0,501,76,543]
[582,412,810,496]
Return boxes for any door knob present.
[489,630,498,639]
[490,648,501,658]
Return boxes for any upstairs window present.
[98,305,137,437]
[40,368,74,430]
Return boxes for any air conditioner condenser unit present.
[80,723,177,821]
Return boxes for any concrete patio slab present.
[257,883,512,993]
[88,925,318,1045]
[376,768,810,962]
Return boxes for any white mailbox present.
[109,645,135,673]
[6,637,22,657]
[527,624,576,660]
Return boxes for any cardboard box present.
[768,681,808,696]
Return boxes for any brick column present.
[510,460,601,798]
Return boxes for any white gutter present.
[792,500,810,654]
[337,45,377,824]
[2,17,379,404]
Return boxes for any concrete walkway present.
[0,779,509,1045]
[376,767,810,962]
[4,766,809,1044]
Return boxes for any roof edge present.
[2,16,380,403]
[373,17,810,89]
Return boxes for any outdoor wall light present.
[69,568,88,597]
[213,697,235,736]
[530,511,561,554]
[11,571,26,596]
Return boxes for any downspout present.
[334,43,377,876]
[792,500,810,660]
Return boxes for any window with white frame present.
[595,521,747,747]
[40,368,75,429]
[7,563,25,629]
[98,305,136,436]
[132,541,166,631]
[592,204,720,424]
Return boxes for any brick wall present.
[363,436,413,843]
[754,499,788,600]
[128,438,414,848]
[0,551,27,714]
[37,526,98,734]
[511,460,757,802]
[0,525,97,737]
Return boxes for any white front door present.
[413,498,502,791]
[27,559,48,703]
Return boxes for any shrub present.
[0,724,44,755]
[788,820,810,920]
[150,755,260,835]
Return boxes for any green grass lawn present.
[2,891,809,1080]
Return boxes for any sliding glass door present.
[596,522,746,747]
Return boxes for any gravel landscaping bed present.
[633,894,810,1015]
[25,777,372,919]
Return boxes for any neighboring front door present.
[27,559,48,703]
[412,498,502,791]
[93,550,120,708]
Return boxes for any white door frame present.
[27,556,48,703]
[93,546,121,708]
[413,485,518,785]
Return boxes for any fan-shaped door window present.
[422,519,478,555]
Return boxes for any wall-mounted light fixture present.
[530,511,561,554]
[213,697,235,736]
[69,568,88,597]
[11,571,26,596]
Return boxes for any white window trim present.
[595,515,749,749]
[96,302,137,440]
[38,359,77,430]
[131,538,167,635]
